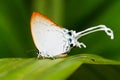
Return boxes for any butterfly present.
[30,12,114,59]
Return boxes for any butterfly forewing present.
[31,12,68,57]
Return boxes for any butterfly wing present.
[30,12,69,57]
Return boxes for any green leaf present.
[0,54,120,80]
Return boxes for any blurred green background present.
[0,0,120,60]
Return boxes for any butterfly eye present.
[68,31,72,36]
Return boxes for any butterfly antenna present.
[75,25,114,40]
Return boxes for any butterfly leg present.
[76,42,86,48]
[37,51,56,59]
[36,51,45,59]
[46,54,56,60]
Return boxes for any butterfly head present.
[64,29,86,50]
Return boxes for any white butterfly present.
[30,12,114,59]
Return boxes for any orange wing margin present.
[30,12,58,27]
